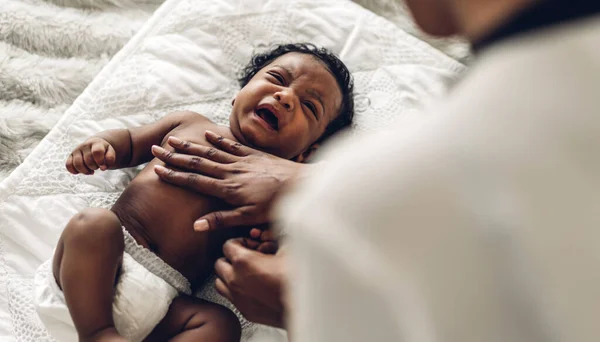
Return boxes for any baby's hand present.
[66,137,116,175]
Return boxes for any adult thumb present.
[194,208,250,231]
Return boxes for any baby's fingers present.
[65,154,77,174]
[104,145,116,168]
[83,147,99,172]
[73,150,92,175]
[91,143,107,169]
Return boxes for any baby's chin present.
[229,113,266,146]
[233,116,303,159]
[237,120,277,150]
[240,125,303,159]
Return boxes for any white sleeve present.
[278,24,600,341]
[278,125,575,342]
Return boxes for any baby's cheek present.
[294,129,315,153]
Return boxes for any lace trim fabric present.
[122,227,192,295]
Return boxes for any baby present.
[34,43,354,342]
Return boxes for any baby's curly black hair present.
[238,43,354,141]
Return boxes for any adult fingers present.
[73,150,92,174]
[151,145,224,178]
[205,130,256,157]
[193,206,261,232]
[166,136,237,164]
[214,257,235,285]
[154,165,225,198]
[215,277,233,302]
[222,238,255,264]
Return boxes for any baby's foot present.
[249,228,278,254]
[250,228,277,242]
[82,327,127,342]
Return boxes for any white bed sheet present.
[0,0,464,340]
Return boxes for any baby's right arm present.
[66,111,203,175]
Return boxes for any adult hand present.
[152,131,306,231]
[214,238,288,329]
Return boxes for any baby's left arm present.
[121,111,203,167]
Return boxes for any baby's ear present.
[294,143,320,163]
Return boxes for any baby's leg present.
[146,296,241,342]
[52,208,125,342]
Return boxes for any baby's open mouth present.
[256,108,279,130]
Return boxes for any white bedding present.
[0,0,464,340]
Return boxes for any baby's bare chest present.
[165,120,237,149]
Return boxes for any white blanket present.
[0,0,164,182]
[0,0,464,341]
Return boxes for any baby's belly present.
[111,159,246,288]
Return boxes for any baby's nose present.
[274,91,295,111]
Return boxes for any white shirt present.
[280,16,600,342]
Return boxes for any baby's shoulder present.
[169,110,213,125]
[166,111,233,144]
[175,111,226,132]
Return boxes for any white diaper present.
[34,228,192,342]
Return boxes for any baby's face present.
[229,52,343,160]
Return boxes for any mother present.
[155,0,600,339]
